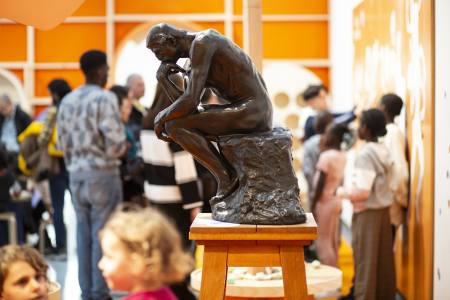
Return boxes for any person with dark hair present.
[48,79,72,106]
[45,78,71,256]
[311,123,353,267]
[379,93,408,238]
[380,93,403,118]
[336,108,396,300]
[57,50,126,300]
[110,85,144,204]
[301,84,356,141]
[0,144,15,246]
[303,110,334,206]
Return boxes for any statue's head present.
[147,23,186,63]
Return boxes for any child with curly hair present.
[0,245,49,300]
[98,205,194,300]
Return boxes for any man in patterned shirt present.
[57,50,126,300]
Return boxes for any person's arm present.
[336,149,374,203]
[336,186,370,202]
[311,171,326,213]
[99,93,127,159]
[332,110,356,124]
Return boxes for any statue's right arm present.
[156,38,217,123]
[156,63,185,102]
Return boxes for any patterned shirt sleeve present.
[98,92,127,159]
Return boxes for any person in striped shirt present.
[141,79,201,300]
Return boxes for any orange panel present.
[72,0,105,16]
[234,0,328,14]
[33,105,49,118]
[115,0,223,14]
[115,23,141,48]
[35,24,106,62]
[35,69,84,97]
[7,69,24,83]
[307,67,329,89]
[0,24,27,61]
[194,22,225,34]
[233,22,243,47]
[263,22,328,59]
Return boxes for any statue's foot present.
[211,176,239,204]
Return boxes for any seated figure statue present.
[147,23,305,224]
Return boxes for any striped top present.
[140,130,202,210]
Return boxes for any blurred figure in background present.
[301,84,355,141]
[379,93,409,239]
[126,74,147,143]
[110,85,144,204]
[312,123,352,267]
[303,110,334,209]
[0,93,31,174]
[57,50,126,300]
[46,79,71,256]
[336,109,396,300]
[17,79,72,255]
[141,78,201,300]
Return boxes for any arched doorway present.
[0,69,30,113]
[113,21,203,108]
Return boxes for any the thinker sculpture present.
[147,23,306,225]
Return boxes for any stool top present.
[190,213,317,241]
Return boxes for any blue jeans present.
[70,173,122,300]
[49,173,68,251]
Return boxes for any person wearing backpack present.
[379,94,409,239]
[336,109,396,300]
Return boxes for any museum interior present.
[0,0,448,300]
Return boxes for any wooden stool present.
[190,213,317,300]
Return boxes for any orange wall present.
[35,24,107,62]
[0,0,329,113]
[0,24,27,61]
[353,1,434,299]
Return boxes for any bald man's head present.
[126,74,145,100]
[0,94,14,117]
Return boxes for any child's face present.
[98,230,137,292]
[1,261,48,300]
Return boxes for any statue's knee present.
[164,120,180,138]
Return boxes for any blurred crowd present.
[0,49,408,300]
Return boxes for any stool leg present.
[280,245,308,300]
[200,245,228,300]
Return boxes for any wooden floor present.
[195,238,354,300]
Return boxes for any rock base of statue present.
[210,127,307,225]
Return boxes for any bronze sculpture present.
[147,23,306,224]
